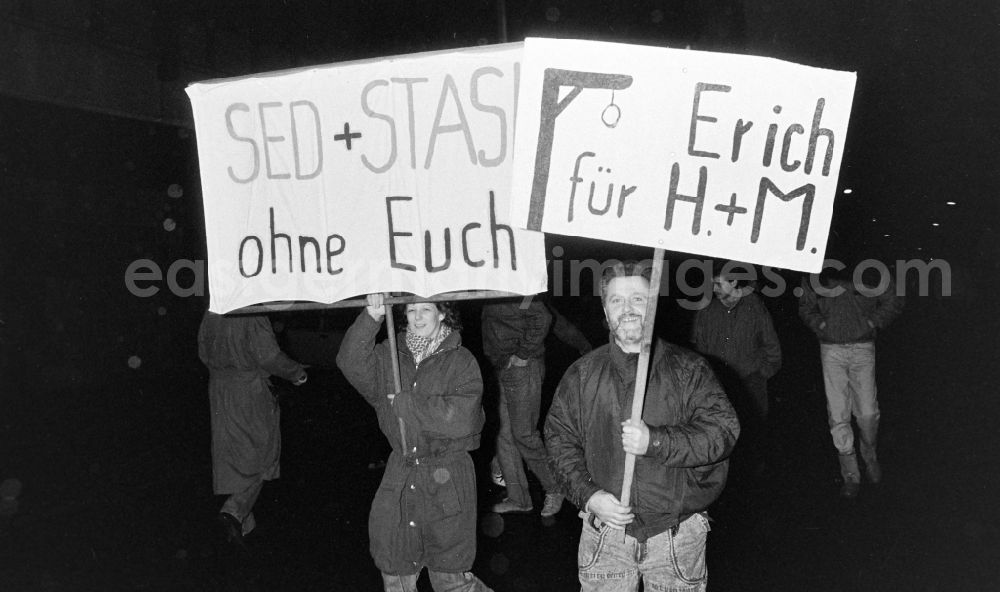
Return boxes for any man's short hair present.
[599,260,652,302]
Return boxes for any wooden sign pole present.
[383,303,408,453]
[619,248,665,507]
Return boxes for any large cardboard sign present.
[187,43,546,314]
[510,38,856,272]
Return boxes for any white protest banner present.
[187,43,546,314]
[510,38,856,272]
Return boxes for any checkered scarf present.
[405,324,452,367]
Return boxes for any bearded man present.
[544,261,740,591]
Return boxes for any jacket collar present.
[607,332,668,383]
[608,332,643,383]
[713,293,746,312]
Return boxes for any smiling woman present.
[406,302,445,339]
[335,292,492,590]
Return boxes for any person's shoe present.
[839,479,860,499]
[864,459,882,484]
[540,493,564,518]
[859,443,882,484]
[490,466,506,488]
[491,498,533,514]
[838,452,861,499]
[217,512,246,548]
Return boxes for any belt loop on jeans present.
[635,541,647,563]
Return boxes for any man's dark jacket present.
[544,336,740,542]
[798,277,904,344]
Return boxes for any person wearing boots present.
[798,268,904,498]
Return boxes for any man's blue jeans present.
[494,357,556,507]
[820,342,879,454]
[577,513,710,591]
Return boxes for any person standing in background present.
[481,297,564,518]
[546,299,594,360]
[692,263,781,479]
[198,311,307,547]
[798,269,904,498]
[488,298,593,490]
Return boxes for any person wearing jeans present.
[482,298,564,517]
[799,270,904,498]
[489,300,592,490]
[545,262,740,591]
[577,512,711,591]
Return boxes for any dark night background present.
[1,1,998,590]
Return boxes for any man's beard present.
[611,313,644,345]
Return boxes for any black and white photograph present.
[0,1,996,590]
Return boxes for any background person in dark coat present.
[198,311,307,546]
[336,294,492,592]
[692,264,781,479]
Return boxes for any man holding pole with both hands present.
[544,261,740,591]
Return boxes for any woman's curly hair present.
[396,300,463,331]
